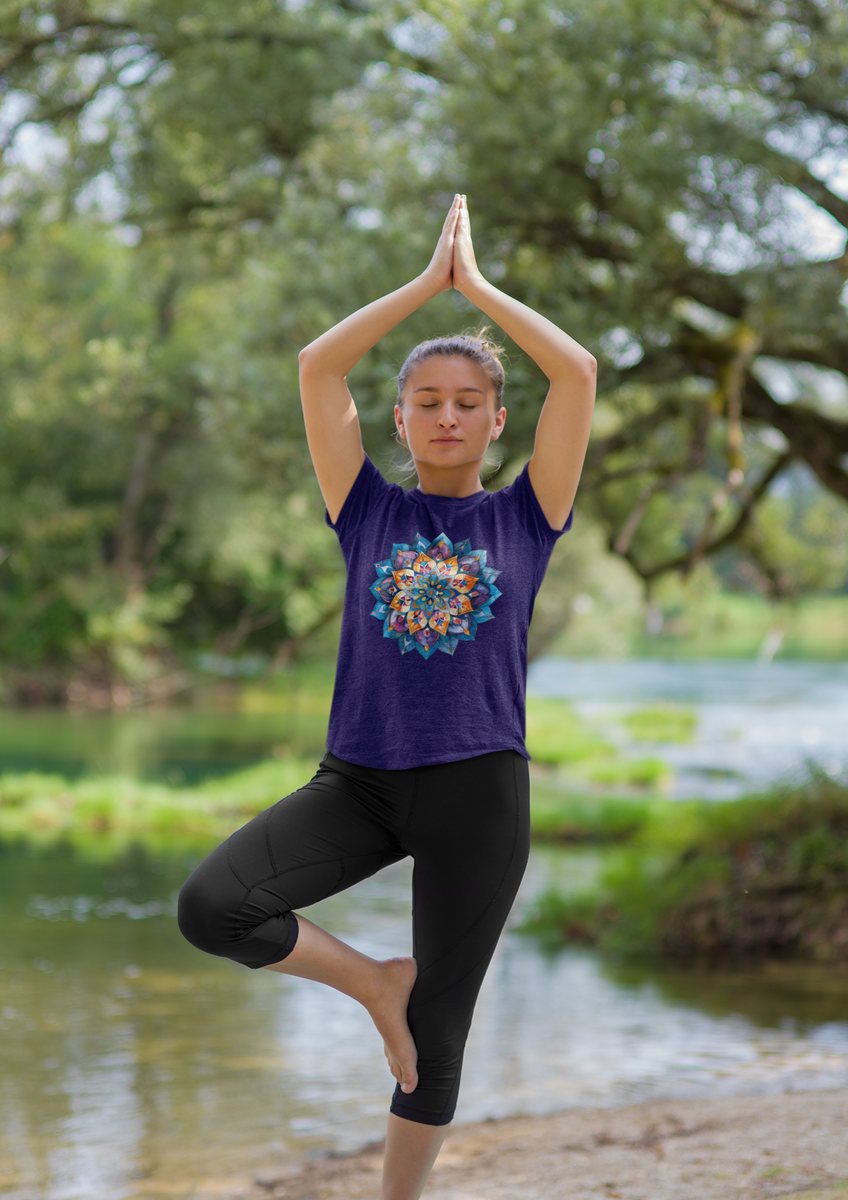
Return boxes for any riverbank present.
[0,695,670,848]
[521,772,848,961]
[233,1087,848,1200]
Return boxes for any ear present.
[490,405,507,440]
[394,403,407,440]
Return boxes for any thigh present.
[406,750,531,992]
[178,758,408,966]
[227,758,408,914]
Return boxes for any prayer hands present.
[451,194,484,294]
[421,194,485,296]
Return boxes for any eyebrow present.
[412,386,485,395]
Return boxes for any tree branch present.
[620,450,793,582]
[743,377,848,499]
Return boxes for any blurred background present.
[1,1,847,1197]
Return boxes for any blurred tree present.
[0,215,354,702]
[0,0,386,700]
[0,0,378,233]
[2,0,847,703]
[400,0,848,596]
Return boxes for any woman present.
[178,195,596,1200]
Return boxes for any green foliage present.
[623,706,697,744]
[589,755,671,789]
[1,0,847,697]
[529,788,655,843]
[521,773,848,960]
[551,576,848,661]
[0,757,316,846]
[416,0,848,591]
[525,698,673,789]
[518,886,609,950]
[525,698,612,765]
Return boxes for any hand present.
[420,194,461,294]
[452,195,485,294]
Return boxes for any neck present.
[413,460,485,497]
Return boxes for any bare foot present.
[366,956,418,1094]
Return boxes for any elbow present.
[298,343,328,382]
[582,354,598,399]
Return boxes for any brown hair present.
[396,330,506,410]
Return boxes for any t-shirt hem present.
[325,739,530,771]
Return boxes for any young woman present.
[178,195,596,1200]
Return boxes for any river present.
[1,658,847,1199]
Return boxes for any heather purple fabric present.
[325,457,571,769]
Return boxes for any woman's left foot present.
[368,956,419,1093]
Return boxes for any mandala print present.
[369,532,502,659]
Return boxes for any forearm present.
[299,273,441,379]
[459,276,596,383]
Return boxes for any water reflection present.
[0,706,328,784]
[1,838,848,1200]
[4,659,848,794]
[529,657,848,797]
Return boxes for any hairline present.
[396,343,505,411]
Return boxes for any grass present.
[0,758,317,852]
[0,761,664,851]
[0,696,682,849]
[529,788,657,843]
[519,771,848,961]
[623,705,697,744]
[525,698,675,792]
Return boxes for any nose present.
[437,403,459,428]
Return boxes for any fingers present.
[443,193,461,229]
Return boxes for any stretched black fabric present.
[177,749,530,1126]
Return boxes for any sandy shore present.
[242,1088,848,1200]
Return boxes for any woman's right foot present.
[368,956,419,1093]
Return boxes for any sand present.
[244,1088,848,1200]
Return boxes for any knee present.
[177,855,236,959]
[177,847,299,969]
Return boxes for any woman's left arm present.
[453,197,596,530]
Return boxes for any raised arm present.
[299,197,461,522]
[452,197,596,530]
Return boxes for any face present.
[394,355,506,471]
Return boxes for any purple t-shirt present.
[326,456,571,769]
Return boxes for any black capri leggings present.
[177,749,530,1126]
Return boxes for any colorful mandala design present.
[369,532,502,659]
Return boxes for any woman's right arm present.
[299,196,460,522]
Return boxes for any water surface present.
[2,839,847,1200]
[529,657,848,797]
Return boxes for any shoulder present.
[495,463,573,546]
[326,455,404,539]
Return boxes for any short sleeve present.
[501,463,573,548]
[325,455,397,544]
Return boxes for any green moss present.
[525,698,612,765]
[520,772,848,961]
[525,699,674,791]
[588,756,672,789]
[0,758,316,848]
[529,790,656,842]
[623,705,697,744]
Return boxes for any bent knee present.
[177,848,299,969]
[177,858,238,958]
